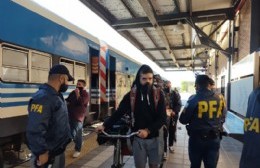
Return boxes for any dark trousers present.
[188,136,220,168]
[168,118,177,147]
[163,127,168,153]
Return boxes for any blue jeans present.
[132,137,160,168]
[188,136,220,168]
[70,120,83,152]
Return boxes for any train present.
[0,0,142,166]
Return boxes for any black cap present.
[49,64,74,81]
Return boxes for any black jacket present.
[104,90,166,139]
[26,84,71,156]
[179,88,226,134]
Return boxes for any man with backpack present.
[96,64,166,168]
[163,81,182,156]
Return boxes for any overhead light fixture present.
[174,21,185,33]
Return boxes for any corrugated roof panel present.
[97,0,132,19]
[150,0,177,15]
[123,0,147,17]
[148,50,165,60]
[128,30,157,48]
[192,0,232,11]
[145,27,165,47]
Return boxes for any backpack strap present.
[130,85,161,127]
[130,85,137,127]
[153,86,161,111]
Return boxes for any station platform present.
[14,121,243,168]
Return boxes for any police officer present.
[26,64,73,168]
[239,84,260,168]
[179,75,226,168]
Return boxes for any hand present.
[37,151,49,166]
[75,88,80,98]
[137,129,149,139]
[95,125,105,133]
[171,111,176,117]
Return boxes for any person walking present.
[179,75,226,168]
[96,64,166,168]
[66,79,89,158]
[163,81,182,155]
[239,82,260,168]
[26,64,73,168]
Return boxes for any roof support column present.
[227,19,235,110]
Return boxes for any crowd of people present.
[25,63,259,168]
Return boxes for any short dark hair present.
[77,79,86,86]
[138,64,153,75]
[195,75,210,88]
[209,78,215,85]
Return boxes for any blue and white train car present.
[0,0,140,165]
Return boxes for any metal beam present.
[111,8,233,29]
[137,0,179,67]
[209,19,227,37]
[155,56,208,62]
[186,18,230,56]
[173,0,180,13]
[161,63,206,68]
[80,0,116,24]
[113,16,227,30]
[164,68,206,72]
[120,0,168,62]
[142,44,205,52]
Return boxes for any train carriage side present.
[0,0,143,166]
[0,0,99,166]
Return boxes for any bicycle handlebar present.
[101,130,139,138]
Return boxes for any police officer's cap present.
[195,75,210,86]
[49,64,74,81]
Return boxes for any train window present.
[60,58,87,85]
[31,52,51,83]
[2,47,28,82]
[2,48,28,67]
[32,52,51,69]
[74,62,86,83]
[60,59,74,84]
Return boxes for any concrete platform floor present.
[66,123,243,168]
[12,122,242,168]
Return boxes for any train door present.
[90,47,100,121]
[109,56,116,115]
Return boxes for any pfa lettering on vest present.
[198,100,223,119]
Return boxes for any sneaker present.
[163,152,168,160]
[169,146,174,153]
[73,151,80,158]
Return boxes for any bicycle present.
[100,130,139,168]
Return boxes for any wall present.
[238,0,251,59]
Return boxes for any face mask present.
[59,83,68,92]
[77,87,84,91]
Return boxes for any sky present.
[30,0,196,87]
